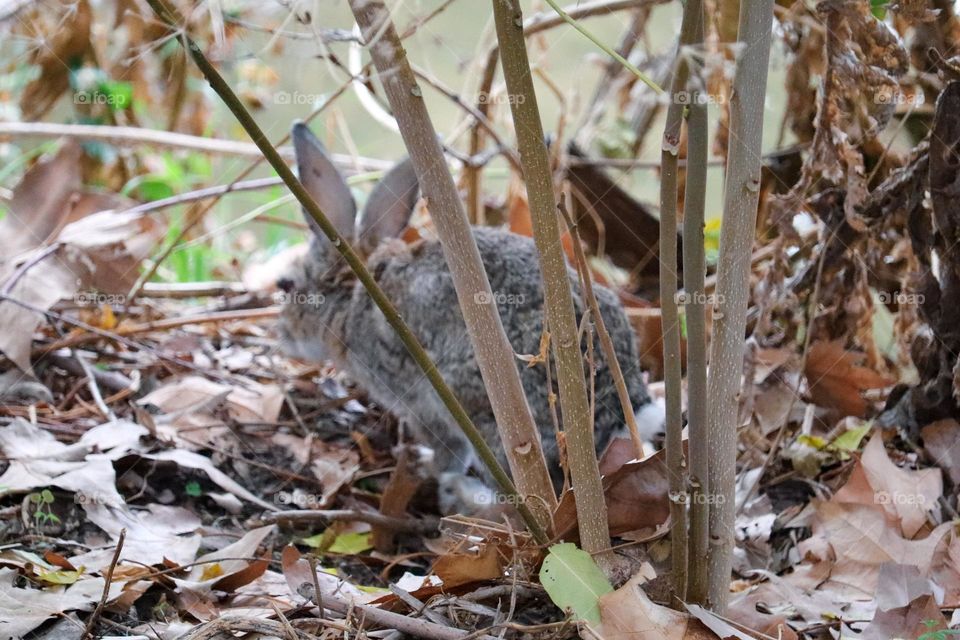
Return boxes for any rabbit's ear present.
[357,158,419,253]
[292,122,357,240]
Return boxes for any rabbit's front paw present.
[636,400,666,448]
[437,472,497,516]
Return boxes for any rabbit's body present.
[278,123,663,511]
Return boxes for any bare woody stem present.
[658,0,705,602]
[142,0,550,543]
[491,0,612,566]
[346,0,558,524]
[680,0,711,607]
[706,0,775,612]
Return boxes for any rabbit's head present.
[277,122,420,362]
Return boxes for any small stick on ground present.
[82,528,125,640]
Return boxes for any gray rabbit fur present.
[278,123,664,512]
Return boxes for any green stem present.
[541,0,664,94]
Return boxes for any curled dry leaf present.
[554,438,670,539]
[596,572,717,640]
[804,340,895,417]
[833,434,941,537]
[431,542,503,589]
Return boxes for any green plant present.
[184,481,202,497]
[28,489,61,527]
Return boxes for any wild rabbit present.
[277,122,664,513]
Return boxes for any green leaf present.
[40,489,55,504]
[37,567,84,585]
[830,423,871,459]
[98,80,133,111]
[326,532,372,555]
[539,543,612,626]
[797,434,828,450]
[184,481,202,497]
[870,0,888,19]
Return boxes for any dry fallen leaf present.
[804,340,894,417]
[833,434,941,537]
[554,439,670,539]
[597,572,717,640]
[431,542,503,589]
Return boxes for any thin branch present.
[0,122,389,170]
[560,204,646,458]
[466,0,663,220]
[541,0,663,93]
[82,528,125,639]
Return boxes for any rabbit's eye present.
[276,277,295,293]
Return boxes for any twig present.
[82,528,125,639]
[0,243,62,297]
[43,307,279,353]
[4,294,235,383]
[540,0,662,92]
[390,585,452,626]
[466,0,661,218]
[559,204,645,458]
[74,351,114,420]
[659,0,707,603]
[138,281,249,298]
[322,595,499,640]
[0,121,389,169]
[175,618,318,640]
[124,177,285,216]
